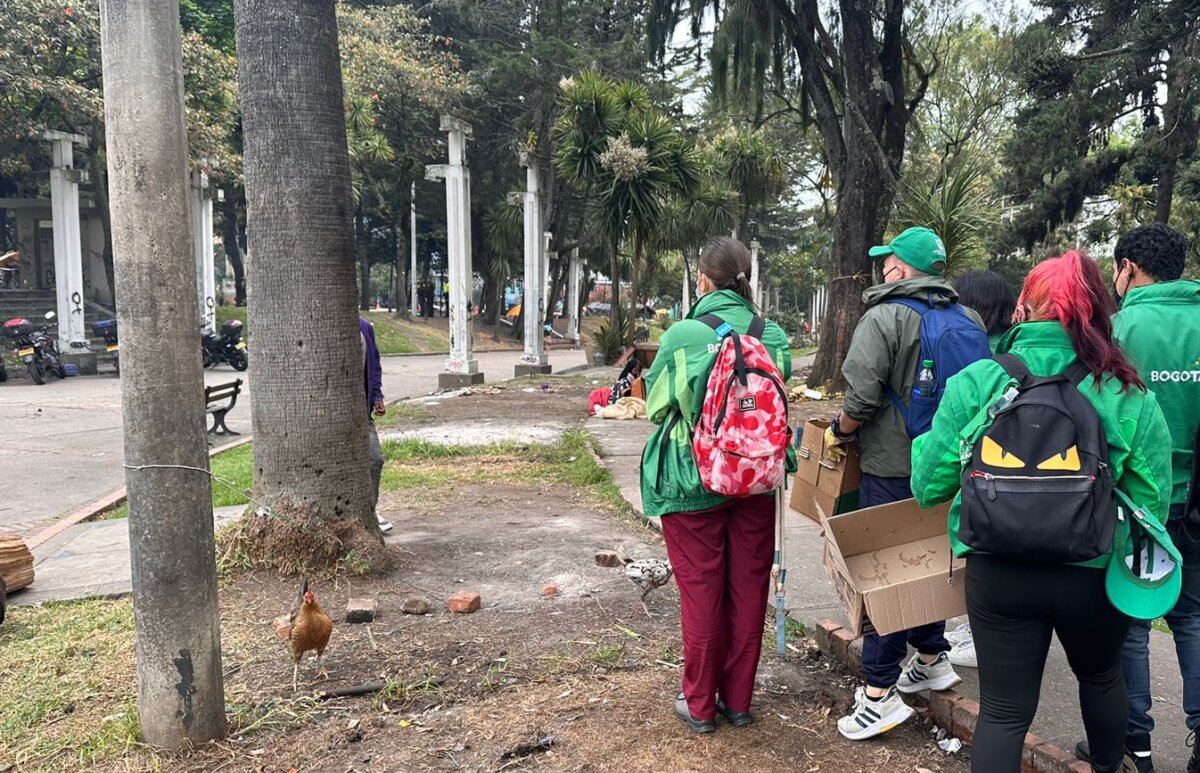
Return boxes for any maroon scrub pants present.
[661,495,776,721]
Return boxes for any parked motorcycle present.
[201,319,248,371]
[4,311,66,385]
[92,319,119,376]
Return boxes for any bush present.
[593,308,631,364]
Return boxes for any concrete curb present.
[25,434,254,551]
[812,619,1091,773]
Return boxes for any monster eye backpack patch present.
[960,354,1113,563]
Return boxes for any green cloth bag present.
[1106,488,1183,620]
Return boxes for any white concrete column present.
[566,246,582,344]
[516,152,548,374]
[191,170,216,331]
[45,132,89,351]
[426,116,481,387]
[749,239,761,309]
[409,181,418,314]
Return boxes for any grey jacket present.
[841,276,984,478]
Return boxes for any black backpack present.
[959,354,1114,563]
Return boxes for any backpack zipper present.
[969,470,1097,501]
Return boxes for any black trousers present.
[967,554,1131,773]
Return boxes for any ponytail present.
[699,237,756,306]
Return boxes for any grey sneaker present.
[836,686,915,741]
[376,515,394,533]
[896,652,962,694]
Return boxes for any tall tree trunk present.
[392,221,409,319]
[99,0,224,747]
[234,0,377,551]
[357,211,371,310]
[608,237,621,333]
[1155,25,1199,224]
[220,193,247,306]
[629,232,642,345]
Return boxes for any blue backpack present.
[885,297,991,438]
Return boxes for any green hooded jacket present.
[841,277,985,478]
[639,290,792,519]
[1113,279,1200,505]
[910,321,1173,567]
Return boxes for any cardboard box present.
[789,418,861,524]
[822,498,964,637]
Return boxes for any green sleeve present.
[1120,391,1173,525]
[644,329,678,425]
[842,309,893,422]
[911,375,972,507]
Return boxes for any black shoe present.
[675,693,716,734]
[1076,740,1154,773]
[1188,731,1200,773]
[716,699,753,728]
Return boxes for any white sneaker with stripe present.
[896,652,963,694]
[837,686,915,741]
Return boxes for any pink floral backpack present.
[692,314,791,496]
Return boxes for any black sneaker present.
[1075,741,1154,773]
[674,693,716,734]
[1187,731,1199,773]
[716,698,753,728]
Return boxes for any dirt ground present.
[4,379,969,773]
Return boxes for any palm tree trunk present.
[608,237,621,331]
[234,0,377,548]
[392,221,409,319]
[629,231,642,346]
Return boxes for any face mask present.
[1113,262,1129,304]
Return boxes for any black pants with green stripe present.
[967,554,1131,773]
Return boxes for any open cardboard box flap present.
[790,419,860,524]
[822,498,964,637]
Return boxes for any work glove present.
[824,420,856,463]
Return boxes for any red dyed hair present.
[1014,250,1143,391]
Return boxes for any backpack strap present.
[1064,361,1091,387]
[698,314,734,338]
[994,353,1035,386]
[883,297,933,317]
[747,315,766,340]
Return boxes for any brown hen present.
[289,577,333,691]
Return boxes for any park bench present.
[205,379,243,436]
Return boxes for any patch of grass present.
[0,598,141,771]
[102,442,254,520]
[369,315,449,355]
[785,615,807,639]
[373,401,430,431]
[589,644,626,668]
[790,345,818,359]
[375,672,443,709]
[1152,617,1172,635]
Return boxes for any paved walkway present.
[588,415,1195,772]
[0,348,586,537]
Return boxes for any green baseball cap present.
[868,227,948,276]
[1105,489,1182,620]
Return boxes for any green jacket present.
[1113,280,1200,505]
[842,277,984,478]
[639,290,792,518]
[911,321,1173,567]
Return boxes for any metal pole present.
[100,0,224,747]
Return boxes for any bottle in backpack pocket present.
[914,359,936,401]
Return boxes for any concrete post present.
[44,132,90,358]
[99,0,224,747]
[566,246,582,344]
[750,239,761,309]
[191,171,216,331]
[426,116,482,388]
[515,152,550,376]
[409,181,418,315]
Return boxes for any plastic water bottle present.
[914,359,935,400]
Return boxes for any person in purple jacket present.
[360,318,392,533]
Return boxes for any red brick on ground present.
[346,598,378,623]
[449,591,482,613]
